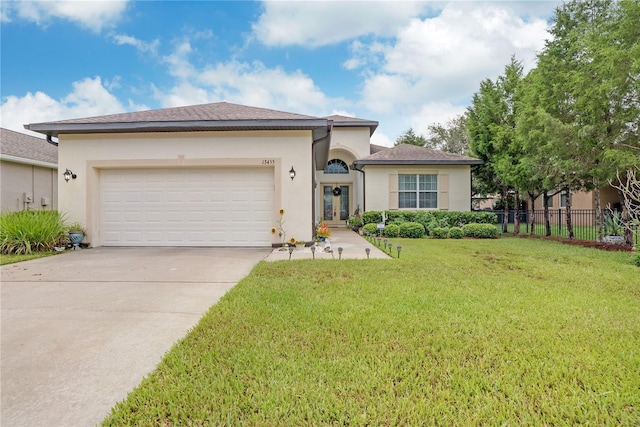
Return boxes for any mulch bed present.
[513,233,634,252]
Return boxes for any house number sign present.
[261,159,275,165]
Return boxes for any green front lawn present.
[0,251,57,265]
[104,238,640,426]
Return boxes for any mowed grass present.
[104,238,640,426]
[0,251,57,265]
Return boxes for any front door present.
[322,184,351,226]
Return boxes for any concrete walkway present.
[265,228,390,261]
[1,247,270,427]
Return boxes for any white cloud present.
[357,2,552,137]
[111,33,159,55]
[253,0,430,47]
[410,102,468,137]
[154,41,343,117]
[0,77,130,136]
[4,0,129,32]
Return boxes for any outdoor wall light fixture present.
[63,169,77,182]
[289,166,296,180]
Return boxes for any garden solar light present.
[397,245,402,258]
[376,237,381,246]
[338,247,343,259]
[387,242,393,253]
[310,245,316,259]
[365,247,370,259]
[288,246,294,259]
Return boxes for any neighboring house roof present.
[326,114,378,136]
[0,128,57,168]
[353,143,482,169]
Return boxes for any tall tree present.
[534,0,640,240]
[467,78,509,231]
[425,114,471,155]
[395,128,427,147]
[467,58,525,233]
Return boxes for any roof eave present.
[25,119,331,138]
[353,159,484,167]
[332,120,378,136]
[0,154,58,169]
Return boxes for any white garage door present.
[100,168,274,247]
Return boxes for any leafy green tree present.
[533,0,640,239]
[426,114,471,155]
[467,58,525,233]
[395,128,427,147]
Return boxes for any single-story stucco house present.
[24,102,481,247]
[0,128,58,212]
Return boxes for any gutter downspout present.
[46,135,58,146]
[311,124,332,239]
[352,161,366,212]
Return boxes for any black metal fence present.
[481,209,639,245]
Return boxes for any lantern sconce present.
[289,166,296,181]
[63,169,77,183]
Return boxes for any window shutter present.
[388,174,398,210]
[438,174,449,210]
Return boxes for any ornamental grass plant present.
[104,238,640,426]
[0,210,67,254]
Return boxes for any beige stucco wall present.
[363,164,473,212]
[314,127,371,222]
[58,130,314,247]
[530,187,621,210]
[1,160,57,211]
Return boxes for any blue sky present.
[1,1,560,146]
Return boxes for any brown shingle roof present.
[370,143,388,154]
[354,143,482,168]
[326,114,378,136]
[46,102,319,124]
[0,128,57,165]
[25,102,333,137]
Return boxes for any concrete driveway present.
[1,247,269,427]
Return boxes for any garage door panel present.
[101,168,273,247]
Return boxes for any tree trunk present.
[502,187,509,233]
[513,189,520,235]
[594,185,603,241]
[621,191,633,245]
[566,189,574,239]
[543,192,551,237]
[528,191,538,235]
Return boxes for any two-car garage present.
[100,167,274,247]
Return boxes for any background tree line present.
[396,0,639,243]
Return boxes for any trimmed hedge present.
[362,223,379,235]
[449,226,464,239]
[430,227,450,239]
[383,224,400,238]
[361,210,498,227]
[362,211,383,225]
[399,222,426,238]
[462,223,499,239]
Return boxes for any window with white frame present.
[324,159,349,174]
[399,174,437,209]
